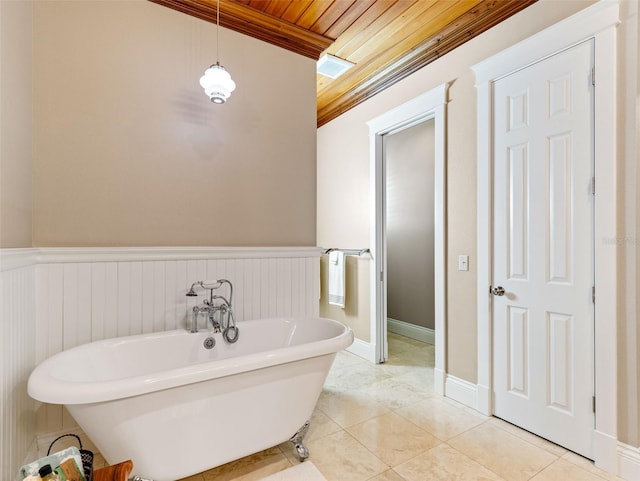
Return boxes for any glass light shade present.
[199,63,236,104]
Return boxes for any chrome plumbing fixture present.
[211,293,239,343]
[185,279,239,343]
[289,421,311,461]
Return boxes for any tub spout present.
[191,305,221,333]
[208,311,222,333]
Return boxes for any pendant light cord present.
[216,0,220,64]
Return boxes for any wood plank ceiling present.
[150,0,537,126]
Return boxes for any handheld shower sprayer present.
[186,279,233,303]
[214,279,233,305]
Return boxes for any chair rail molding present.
[36,246,321,263]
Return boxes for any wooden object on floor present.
[93,460,133,481]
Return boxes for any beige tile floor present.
[98,333,624,481]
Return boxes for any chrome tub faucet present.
[185,279,239,343]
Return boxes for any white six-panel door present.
[492,40,595,458]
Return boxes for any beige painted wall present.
[318,0,596,384]
[0,0,33,248]
[319,255,370,341]
[32,0,317,247]
[318,0,640,448]
[617,0,640,447]
[634,0,640,448]
[386,120,435,330]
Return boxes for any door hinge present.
[591,67,596,86]
[592,396,596,413]
[380,271,384,282]
[591,176,595,195]
[592,286,595,303]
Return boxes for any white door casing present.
[368,83,448,394]
[473,0,618,472]
[492,40,594,458]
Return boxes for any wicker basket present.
[47,434,94,481]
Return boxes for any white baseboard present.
[476,384,491,416]
[617,442,640,481]
[594,429,618,474]
[387,318,435,345]
[434,368,445,396]
[444,374,478,411]
[346,337,377,363]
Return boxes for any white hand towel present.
[328,250,346,308]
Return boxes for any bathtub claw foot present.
[289,420,310,461]
[295,443,309,461]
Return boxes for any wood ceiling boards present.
[149,0,538,127]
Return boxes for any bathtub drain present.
[203,337,216,349]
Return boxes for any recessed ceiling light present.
[317,54,355,79]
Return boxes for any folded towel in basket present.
[19,447,84,480]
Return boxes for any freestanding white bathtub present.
[28,317,353,481]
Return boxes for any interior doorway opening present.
[367,84,448,395]
[384,119,436,354]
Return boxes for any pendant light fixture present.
[199,0,236,104]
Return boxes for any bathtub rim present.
[28,316,353,405]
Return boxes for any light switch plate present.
[458,255,469,271]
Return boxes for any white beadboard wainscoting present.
[1,247,321,476]
[0,249,38,481]
[34,247,321,363]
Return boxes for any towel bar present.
[321,248,370,256]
